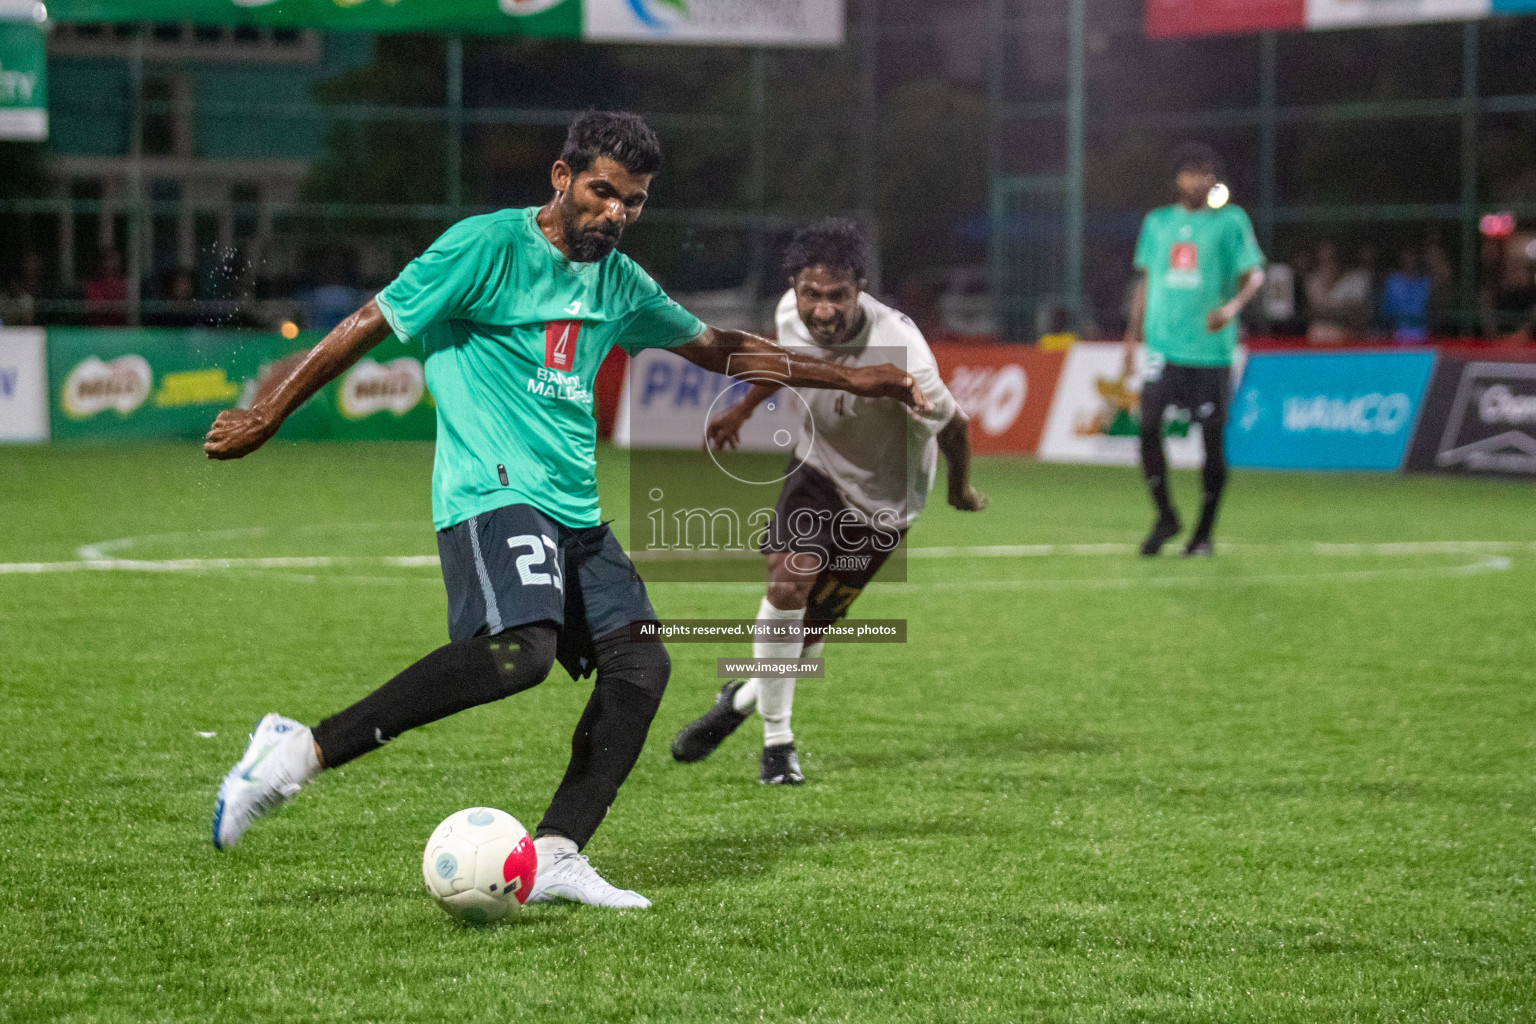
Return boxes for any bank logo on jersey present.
[1166,241,1202,289]
[544,320,582,372]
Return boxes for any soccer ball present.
[422,807,538,924]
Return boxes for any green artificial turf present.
[1,441,1533,1022]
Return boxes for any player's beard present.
[559,202,622,263]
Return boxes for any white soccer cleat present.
[526,849,651,909]
[212,713,320,851]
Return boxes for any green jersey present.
[1133,202,1265,367]
[376,207,705,531]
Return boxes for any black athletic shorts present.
[761,459,905,624]
[1140,362,1233,428]
[437,504,658,679]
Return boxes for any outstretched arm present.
[672,326,931,413]
[937,412,987,512]
[204,299,394,460]
[706,380,782,451]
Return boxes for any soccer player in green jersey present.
[1122,143,1266,557]
[203,112,928,908]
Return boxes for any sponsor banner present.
[49,0,844,43]
[46,329,434,442]
[1146,0,1303,39]
[931,344,1064,457]
[1037,342,1243,468]
[1148,0,1534,35]
[0,328,48,442]
[49,328,276,441]
[1306,0,1489,28]
[1407,359,1536,477]
[583,0,844,45]
[0,12,47,142]
[1227,349,1436,471]
[613,346,803,451]
[45,0,581,36]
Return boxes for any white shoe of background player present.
[526,845,652,909]
[212,713,320,851]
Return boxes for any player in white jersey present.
[670,219,987,784]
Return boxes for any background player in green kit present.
[1122,143,1266,557]
[201,112,928,909]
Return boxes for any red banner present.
[1146,0,1303,38]
[932,345,1066,456]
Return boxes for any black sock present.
[1147,475,1177,521]
[1191,438,1228,543]
[537,632,670,849]
[312,623,557,769]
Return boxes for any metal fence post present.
[1459,20,1479,335]
[447,35,463,211]
[1065,0,1085,332]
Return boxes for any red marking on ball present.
[503,835,538,905]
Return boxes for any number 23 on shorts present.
[508,534,564,591]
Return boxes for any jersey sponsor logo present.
[544,320,582,372]
[1165,241,1202,289]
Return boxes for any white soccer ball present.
[422,807,538,924]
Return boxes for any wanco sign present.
[1408,360,1536,476]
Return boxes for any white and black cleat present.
[759,743,804,786]
[212,713,319,851]
[526,849,651,909]
[671,680,751,764]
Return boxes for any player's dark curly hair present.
[1171,142,1225,180]
[560,110,663,177]
[783,218,871,283]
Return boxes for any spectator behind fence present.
[144,267,204,328]
[84,247,129,327]
[1306,241,1374,343]
[0,252,41,327]
[1380,247,1433,343]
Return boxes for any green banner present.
[47,328,436,442]
[45,0,579,36]
[0,15,47,141]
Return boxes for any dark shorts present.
[437,504,658,679]
[1140,362,1233,430]
[761,459,905,624]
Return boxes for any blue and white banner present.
[613,346,804,451]
[0,328,48,442]
[1227,350,1437,471]
[583,0,844,45]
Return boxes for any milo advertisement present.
[47,329,435,442]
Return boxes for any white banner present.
[0,328,48,442]
[614,347,805,451]
[583,0,844,46]
[1037,342,1244,469]
[1306,0,1489,28]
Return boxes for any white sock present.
[534,834,577,867]
[285,726,322,784]
[753,596,804,748]
[734,639,822,717]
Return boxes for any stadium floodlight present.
[1206,182,1230,209]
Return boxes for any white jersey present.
[775,290,958,528]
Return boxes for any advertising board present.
[1225,349,1436,471]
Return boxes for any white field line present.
[3,540,1532,576]
[653,556,1515,593]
